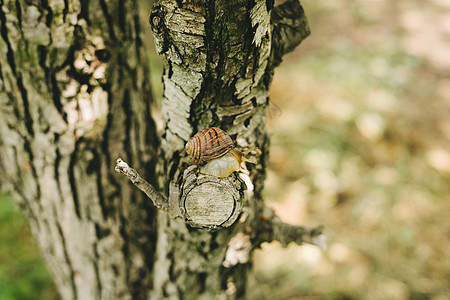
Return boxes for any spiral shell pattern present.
[185,127,235,165]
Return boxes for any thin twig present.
[115,158,168,211]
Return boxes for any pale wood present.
[180,168,245,230]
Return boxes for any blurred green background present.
[1,0,450,299]
[0,193,57,300]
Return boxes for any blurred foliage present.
[250,0,450,299]
[0,194,58,300]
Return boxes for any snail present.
[185,127,257,178]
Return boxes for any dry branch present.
[254,208,327,250]
[115,158,326,248]
[115,158,168,211]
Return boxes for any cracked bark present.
[1,0,158,299]
[147,0,321,299]
[0,0,319,299]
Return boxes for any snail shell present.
[185,127,235,166]
[185,127,255,177]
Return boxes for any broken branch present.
[115,158,168,211]
[255,208,327,250]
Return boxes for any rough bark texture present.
[0,0,159,299]
[0,0,314,299]
[149,0,275,296]
[148,0,313,299]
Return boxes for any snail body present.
[185,127,256,178]
[199,148,243,178]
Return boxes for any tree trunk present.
[148,1,313,298]
[0,0,317,299]
[0,0,159,299]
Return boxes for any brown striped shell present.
[185,127,235,165]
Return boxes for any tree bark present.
[0,0,159,299]
[0,0,319,299]
[147,0,318,299]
